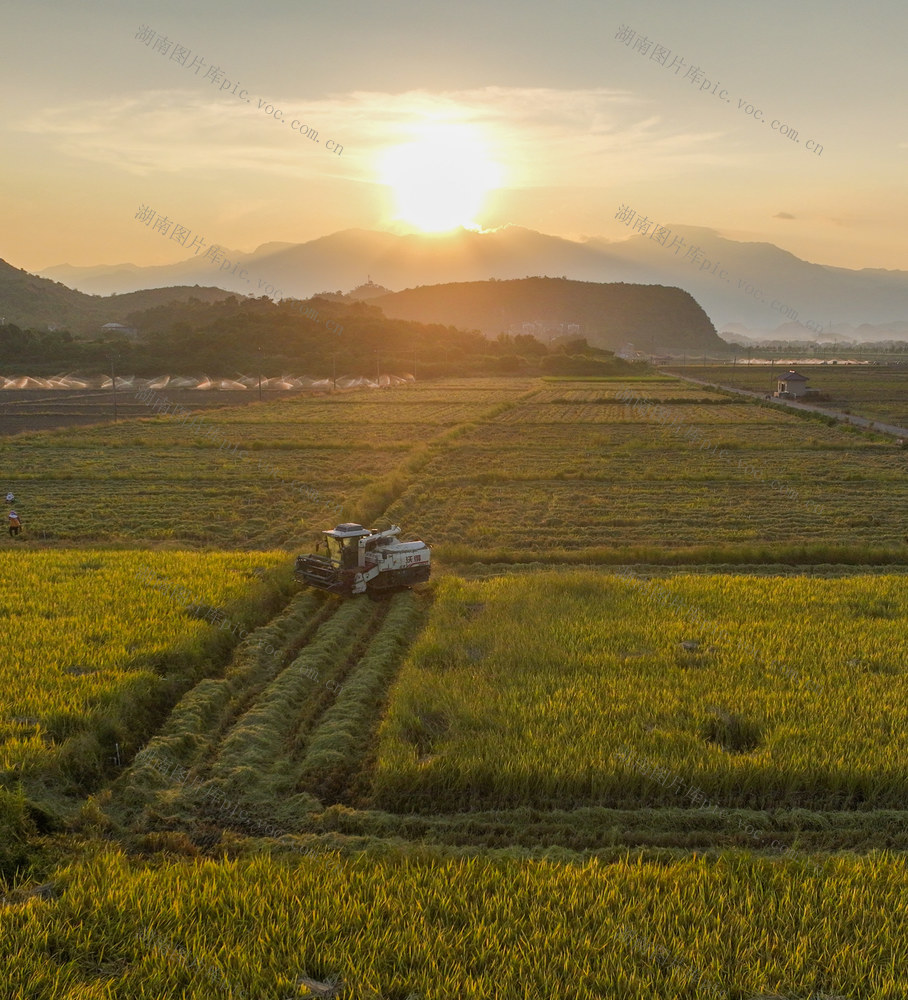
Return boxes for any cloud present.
[774,212,796,220]
[13,85,735,186]
[15,90,336,178]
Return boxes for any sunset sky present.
[2,0,906,274]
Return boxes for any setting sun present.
[379,123,503,232]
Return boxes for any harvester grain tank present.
[295,523,430,596]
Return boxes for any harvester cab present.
[295,523,430,596]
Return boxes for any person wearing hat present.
[8,511,21,537]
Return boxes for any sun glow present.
[379,124,503,233]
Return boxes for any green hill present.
[0,259,233,335]
[374,276,725,353]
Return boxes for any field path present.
[671,372,908,438]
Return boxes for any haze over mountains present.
[41,226,908,341]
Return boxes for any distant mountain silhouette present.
[373,277,723,353]
[40,225,908,336]
[0,259,233,335]
[42,227,622,301]
[595,226,908,338]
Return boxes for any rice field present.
[2,374,903,556]
[2,847,907,999]
[381,378,907,559]
[0,550,287,780]
[3,373,908,998]
[0,379,532,546]
[373,572,908,812]
[529,380,730,403]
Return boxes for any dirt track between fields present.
[671,373,908,439]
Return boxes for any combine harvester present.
[295,523,430,596]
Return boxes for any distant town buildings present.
[616,343,640,361]
[101,322,139,339]
[507,321,581,339]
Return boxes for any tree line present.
[0,295,645,378]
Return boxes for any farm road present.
[670,373,908,439]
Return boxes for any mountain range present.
[40,226,908,340]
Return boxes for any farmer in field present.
[8,510,21,537]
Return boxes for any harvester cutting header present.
[295,523,430,596]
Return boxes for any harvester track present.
[193,592,343,773]
[112,588,424,842]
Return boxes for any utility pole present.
[258,373,263,402]
[331,352,337,390]
[374,350,380,381]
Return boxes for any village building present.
[774,370,810,398]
